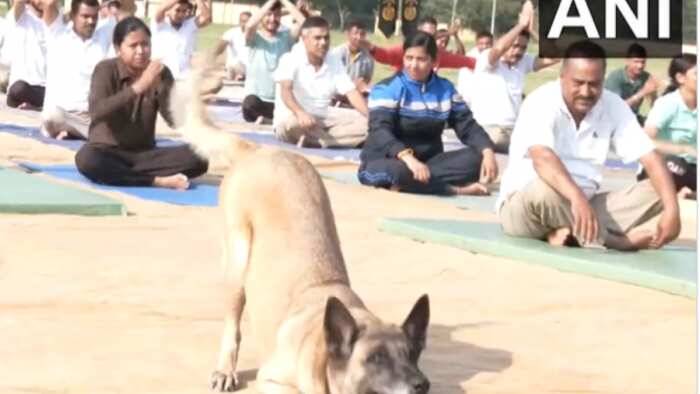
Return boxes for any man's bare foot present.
[605,229,654,251]
[18,102,37,110]
[153,173,190,190]
[678,187,696,200]
[55,130,70,140]
[451,183,490,195]
[547,227,573,246]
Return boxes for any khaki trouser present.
[483,125,514,154]
[40,107,91,139]
[275,107,368,148]
[500,178,663,246]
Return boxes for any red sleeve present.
[370,44,404,71]
[436,47,476,70]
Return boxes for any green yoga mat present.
[0,167,125,216]
[379,218,697,298]
[319,170,499,212]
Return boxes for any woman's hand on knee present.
[402,156,431,184]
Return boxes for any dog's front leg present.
[211,232,250,392]
[211,286,246,391]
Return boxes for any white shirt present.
[273,48,354,128]
[457,47,485,103]
[222,26,248,68]
[497,81,656,212]
[42,22,112,114]
[5,7,63,86]
[469,49,535,127]
[151,16,197,80]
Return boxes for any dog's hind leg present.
[211,225,251,392]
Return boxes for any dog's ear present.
[401,294,430,362]
[324,296,358,361]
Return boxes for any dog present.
[172,62,431,394]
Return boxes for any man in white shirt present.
[151,0,211,80]
[41,0,113,139]
[213,11,251,81]
[457,30,492,103]
[4,0,62,109]
[497,41,681,252]
[469,0,558,153]
[273,16,368,148]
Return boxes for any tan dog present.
[173,67,431,394]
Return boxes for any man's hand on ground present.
[570,194,599,245]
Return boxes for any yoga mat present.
[0,166,125,216]
[207,100,245,124]
[318,170,499,212]
[0,122,184,151]
[237,132,362,162]
[379,218,697,298]
[16,162,219,207]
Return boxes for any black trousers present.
[75,143,209,186]
[358,147,483,195]
[242,94,274,122]
[638,155,696,192]
[7,80,45,108]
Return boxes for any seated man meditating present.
[273,16,368,148]
[497,41,681,251]
[75,17,208,190]
[358,32,498,196]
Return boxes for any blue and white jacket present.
[360,70,494,162]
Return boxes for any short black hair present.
[403,31,437,60]
[417,16,437,27]
[113,16,150,48]
[562,40,607,70]
[626,43,647,58]
[475,31,493,40]
[70,0,99,15]
[270,1,282,12]
[344,19,366,32]
[301,15,329,31]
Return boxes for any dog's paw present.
[210,370,239,392]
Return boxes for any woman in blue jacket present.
[358,31,498,195]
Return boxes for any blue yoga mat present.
[0,122,184,151]
[207,100,245,124]
[16,162,219,207]
[236,132,362,162]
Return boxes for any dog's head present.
[324,295,430,394]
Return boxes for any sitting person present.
[273,16,368,148]
[330,19,374,99]
[469,0,558,153]
[4,0,63,109]
[604,44,658,125]
[75,17,208,190]
[358,32,498,196]
[41,0,113,140]
[435,19,465,55]
[365,16,477,72]
[457,30,493,104]
[497,41,680,251]
[639,53,697,199]
[242,0,306,123]
[213,11,251,81]
[151,0,211,81]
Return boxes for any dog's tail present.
[171,53,258,167]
